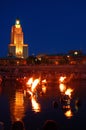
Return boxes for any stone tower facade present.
[8,19,28,58]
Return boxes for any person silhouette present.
[11,120,25,130]
[42,120,59,130]
[0,121,4,130]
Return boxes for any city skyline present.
[0,0,86,57]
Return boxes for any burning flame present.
[64,109,73,119]
[26,77,41,112]
[25,77,47,112]
[59,83,66,93]
[26,77,33,87]
[31,79,40,92]
[42,84,47,94]
[65,88,73,98]
[59,76,66,83]
[42,79,47,83]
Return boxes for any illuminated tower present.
[8,19,28,58]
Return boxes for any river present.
[0,73,86,130]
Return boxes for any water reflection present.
[74,98,81,113]
[64,108,73,119]
[10,76,80,120]
[59,80,74,119]
[0,85,11,130]
[0,73,85,130]
[10,89,25,122]
[31,95,41,112]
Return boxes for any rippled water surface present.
[0,75,86,130]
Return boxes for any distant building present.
[8,19,28,58]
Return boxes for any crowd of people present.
[0,120,59,130]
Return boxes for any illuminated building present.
[8,19,28,58]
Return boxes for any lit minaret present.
[8,19,28,58]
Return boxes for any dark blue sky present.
[0,0,86,57]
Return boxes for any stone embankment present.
[0,64,86,79]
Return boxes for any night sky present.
[0,0,86,57]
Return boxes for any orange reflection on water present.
[64,109,73,119]
[11,90,25,122]
[31,95,41,113]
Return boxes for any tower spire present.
[15,19,21,28]
[8,19,28,58]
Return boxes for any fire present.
[65,88,73,98]
[59,83,66,93]
[26,77,47,95]
[42,79,47,83]
[42,84,47,93]
[59,76,66,83]
[26,77,33,87]
[24,77,47,112]
[64,109,73,119]
[26,77,41,112]
[31,79,40,92]
[27,90,33,96]
[26,77,40,93]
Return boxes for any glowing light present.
[31,96,41,112]
[59,83,66,93]
[10,90,25,122]
[74,51,78,55]
[42,85,47,93]
[15,20,20,28]
[16,20,20,25]
[26,77,33,87]
[59,76,66,83]
[31,78,40,92]
[42,79,47,83]
[64,109,73,119]
[65,88,73,98]
[27,89,33,96]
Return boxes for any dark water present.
[0,77,86,130]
